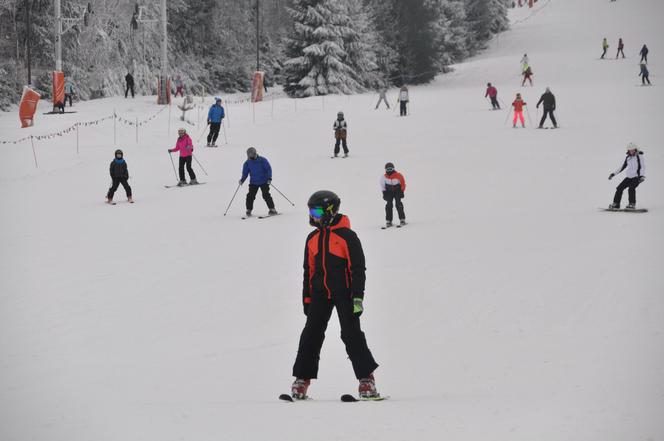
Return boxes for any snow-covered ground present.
[1,0,663,440]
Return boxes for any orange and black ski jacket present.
[302,214,366,306]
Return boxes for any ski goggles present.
[309,206,325,219]
[385,166,394,173]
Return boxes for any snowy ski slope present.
[1,0,663,440]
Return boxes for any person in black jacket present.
[125,72,135,98]
[290,190,380,401]
[536,87,557,128]
[639,44,649,64]
[106,149,133,203]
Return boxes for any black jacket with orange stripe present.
[302,214,366,306]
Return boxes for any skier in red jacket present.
[485,82,500,110]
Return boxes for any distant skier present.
[639,44,649,64]
[616,38,625,58]
[206,97,225,147]
[125,72,135,98]
[64,78,75,107]
[520,54,529,73]
[290,190,380,400]
[601,38,609,59]
[522,65,533,86]
[333,111,349,158]
[381,162,406,228]
[106,149,133,204]
[639,63,651,85]
[536,87,557,128]
[375,88,390,109]
[239,147,277,217]
[512,93,527,128]
[174,75,184,97]
[397,85,409,116]
[485,82,500,109]
[608,143,646,210]
[168,128,197,186]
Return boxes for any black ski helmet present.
[307,190,340,226]
[115,149,123,157]
[385,162,395,170]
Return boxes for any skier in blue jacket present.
[239,147,277,217]
[207,97,225,147]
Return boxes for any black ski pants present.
[640,53,648,64]
[107,178,132,199]
[385,192,405,222]
[65,93,73,107]
[178,156,196,182]
[642,74,651,85]
[400,101,408,116]
[613,177,640,205]
[207,122,221,144]
[616,48,625,58]
[539,109,557,127]
[601,48,607,59]
[334,138,348,156]
[293,293,378,380]
[246,184,274,210]
[125,84,135,98]
[490,97,500,109]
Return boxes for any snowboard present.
[164,182,206,189]
[601,207,648,213]
[340,394,389,402]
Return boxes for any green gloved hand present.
[353,298,363,316]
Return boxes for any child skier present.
[522,65,533,86]
[601,38,609,59]
[608,143,646,210]
[239,147,277,217]
[206,97,225,147]
[381,163,406,227]
[290,190,380,400]
[512,93,527,128]
[168,128,197,186]
[485,82,500,109]
[106,149,133,204]
[333,111,349,157]
[398,85,409,116]
[639,63,651,85]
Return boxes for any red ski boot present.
[358,373,380,399]
[291,378,310,400]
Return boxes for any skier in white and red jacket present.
[608,143,646,209]
[380,162,407,227]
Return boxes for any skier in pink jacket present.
[168,128,197,186]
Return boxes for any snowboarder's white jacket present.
[614,152,646,179]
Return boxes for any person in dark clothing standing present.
[125,72,135,98]
[333,111,349,157]
[639,44,649,64]
[608,143,646,210]
[380,163,406,227]
[616,38,625,59]
[106,149,133,203]
[290,190,380,401]
[639,63,651,85]
[536,87,557,128]
[485,82,500,109]
[206,97,225,147]
[239,147,277,217]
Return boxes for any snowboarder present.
[616,38,625,58]
[125,72,135,98]
[168,128,197,186]
[522,65,533,86]
[601,38,609,59]
[397,85,409,116]
[64,78,75,107]
[106,149,133,204]
[173,75,184,97]
[206,97,225,147]
[485,82,500,109]
[239,147,277,217]
[608,143,646,210]
[290,190,380,400]
[536,87,557,128]
[333,111,349,158]
[520,54,529,73]
[381,163,406,227]
[375,88,390,109]
[639,44,649,64]
[639,63,651,85]
[512,93,527,128]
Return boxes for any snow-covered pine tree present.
[343,0,382,89]
[465,0,509,52]
[283,0,361,97]
[427,0,470,69]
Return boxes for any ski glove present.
[353,298,363,316]
[639,176,646,183]
[267,178,272,185]
[239,179,244,185]
[608,173,615,180]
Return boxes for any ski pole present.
[197,123,208,143]
[270,183,295,206]
[525,105,534,127]
[192,154,208,175]
[168,151,178,180]
[503,106,512,125]
[222,119,229,144]
[223,183,242,216]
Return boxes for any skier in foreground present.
[239,147,277,217]
[485,82,500,109]
[207,97,225,147]
[168,128,197,186]
[381,162,406,228]
[290,190,379,400]
[536,87,557,128]
[106,149,133,204]
[608,143,646,210]
[512,93,527,128]
[333,111,349,157]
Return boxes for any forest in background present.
[0,0,510,109]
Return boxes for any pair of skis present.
[242,213,281,220]
[164,182,206,189]
[279,393,388,403]
[381,222,406,230]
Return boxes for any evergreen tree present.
[465,0,509,51]
[427,0,470,69]
[344,0,381,89]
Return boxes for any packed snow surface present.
[1,0,663,440]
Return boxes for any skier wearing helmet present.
[206,97,225,147]
[333,111,349,158]
[289,190,380,401]
[168,127,197,186]
[512,93,527,128]
[608,143,646,210]
[106,149,133,204]
[239,147,277,217]
[380,163,406,228]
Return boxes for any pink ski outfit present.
[169,134,193,157]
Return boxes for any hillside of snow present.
[1,0,663,440]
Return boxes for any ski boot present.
[177,180,187,187]
[245,210,252,217]
[105,197,113,204]
[399,219,406,227]
[343,153,348,158]
[206,142,211,147]
[268,208,278,216]
[358,373,380,399]
[127,196,134,203]
[291,378,310,400]
[190,178,199,185]
[385,221,393,228]
[608,203,620,210]
[626,203,636,210]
